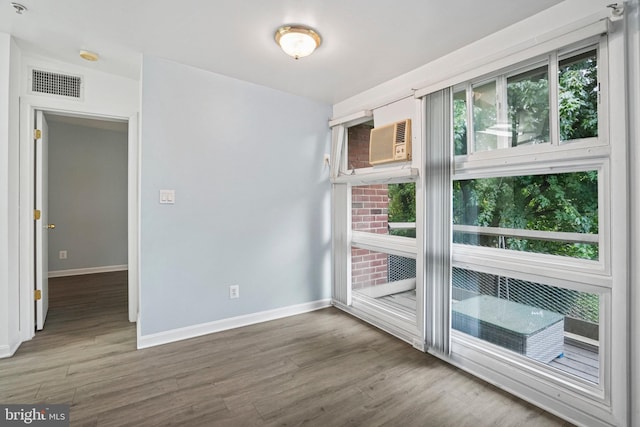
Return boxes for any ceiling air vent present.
[31,68,83,99]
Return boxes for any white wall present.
[0,33,21,357]
[0,33,11,355]
[20,52,140,115]
[47,120,128,273]
[14,46,139,347]
[139,56,332,336]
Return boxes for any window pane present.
[507,65,550,146]
[347,122,374,169]
[472,81,498,152]
[452,267,600,383]
[454,90,468,155]
[559,49,598,141]
[352,183,416,238]
[453,171,599,260]
[352,247,416,314]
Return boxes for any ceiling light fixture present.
[274,25,321,60]
[10,2,27,14]
[79,50,99,62]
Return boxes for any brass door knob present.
[47,224,56,229]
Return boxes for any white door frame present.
[18,96,139,343]
[35,110,50,330]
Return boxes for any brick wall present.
[348,124,389,289]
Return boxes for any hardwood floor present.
[0,272,573,426]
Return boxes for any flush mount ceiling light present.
[10,2,27,14]
[274,25,321,60]
[79,50,99,62]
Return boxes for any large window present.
[451,37,607,390]
[455,43,601,156]
[335,118,419,322]
[331,29,621,425]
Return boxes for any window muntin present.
[452,267,600,384]
[559,49,598,142]
[453,171,599,260]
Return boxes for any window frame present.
[452,159,610,279]
[449,34,612,402]
[454,36,607,165]
[330,108,425,344]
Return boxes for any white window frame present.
[448,33,618,420]
[330,104,425,347]
[454,36,608,167]
[453,159,610,279]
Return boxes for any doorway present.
[35,112,130,330]
[19,101,139,346]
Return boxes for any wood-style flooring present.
[0,272,573,426]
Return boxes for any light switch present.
[159,189,175,204]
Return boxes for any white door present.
[35,110,51,330]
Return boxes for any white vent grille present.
[31,69,82,98]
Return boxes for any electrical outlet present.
[59,250,67,260]
[229,285,239,299]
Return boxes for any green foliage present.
[453,97,467,155]
[559,52,598,140]
[388,183,416,222]
[388,183,416,238]
[507,68,549,145]
[453,171,599,260]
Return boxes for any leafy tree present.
[507,68,549,145]
[453,95,467,155]
[559,51,598,140]
[453,171,599,260]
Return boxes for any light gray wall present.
[47,120,128,272]
[0,34,21,355]
[139,55,332,336]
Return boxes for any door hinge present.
[34,290,42,301]
[34,129,41,140]
[34,209,41,220]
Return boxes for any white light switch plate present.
[159,189,175,204]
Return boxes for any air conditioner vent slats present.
[31,69,82,98]
[395,121,406,144]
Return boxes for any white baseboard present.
[48,264,128,278]
[0,341,20,359]
[0,345,11,359]
[137,298,331,350]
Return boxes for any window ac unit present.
[369,119,412,166]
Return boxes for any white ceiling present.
[1,0,564,104]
